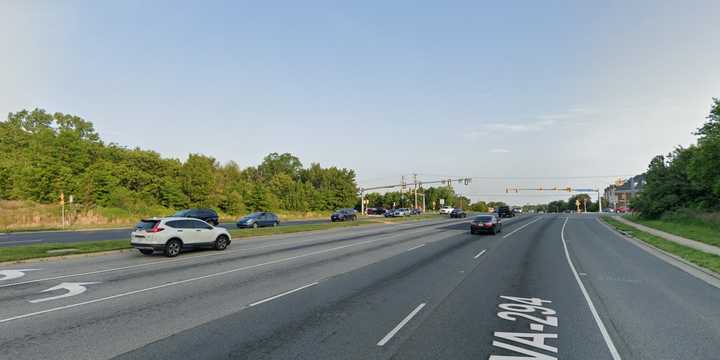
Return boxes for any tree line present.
[0,109,358,215]
[631,98,720,218]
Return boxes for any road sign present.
[439,199,445,205]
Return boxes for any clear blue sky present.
[2,0,719,204]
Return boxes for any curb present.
[598,218,720,289]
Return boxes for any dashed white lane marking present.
[473,249,487,259]
[579,272,588,276]
[0,235,396,325]
[248,282,318,307]
[502,217,543,239]
[561,217,622,360]
[377,303,426,346]
[406,244,426,252]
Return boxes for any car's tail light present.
[149,224,165,233]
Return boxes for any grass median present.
[601,216,720,274]
[1,214,445,263]
[624,214,720,248]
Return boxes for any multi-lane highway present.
[0,219,330,247]
[0,214,718,359]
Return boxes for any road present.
[0,219,330,247]
[0,214,718,359]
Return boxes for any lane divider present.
[502,216,543,239]
[376,303,426,346]
[561,217,622,360]
[473,249,487,259]
[248,282,319,307]
[406,244,426,252]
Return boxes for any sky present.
[2,0,719,205]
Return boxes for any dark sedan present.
[450,208,467,218]
[470,215,502,235]
[331,209,358,222]
[236,212,279,228]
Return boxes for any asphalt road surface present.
[0,219,330,247]
[1,214,718,360]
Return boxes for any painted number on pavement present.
[489,295,558,360]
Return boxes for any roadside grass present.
[0,214,446,263]
[602,216,720,274]
[0,239,131,263]
[625,214,720,248]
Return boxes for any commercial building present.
[603,174,646,212]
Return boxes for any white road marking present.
[530,323,544,331]
[0,269,40,281]
[29,282,101,303]
[406,244,425,252]
[579,272,588,276]
[248,282,318,307]
[0,235,401,325]
[0,226,434,289]
[474,249,487,259]
[561,217,622,360]
[377,303,426,346]
[502,217,543,239]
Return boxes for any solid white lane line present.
[473,249,487,259]
[561,217,622,360]
[0,235,399,325]
[248,282,318,307]
[406,244,426,252]
[502,217,543,239]
[376,303,426,346]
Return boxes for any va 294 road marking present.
[0,269,40,281]
[489,295,558,360]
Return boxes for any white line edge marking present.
[561,217,622,360]
[248,282,318,307]
[406,244,425,252]
[0,234,398,324]
[376,303,426,346]
[473,249,487,259]
[502,217,543,238]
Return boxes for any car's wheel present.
[470,229,476,235]
[138,249,154,255]
[252,223,258,229]
[164,239,182,257]
[214,235,229,250]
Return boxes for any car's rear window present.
[136,220,159,230]
[173,210,190,216]
[475,216,493,222]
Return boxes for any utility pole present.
[413,174,418,210]
[400,176,405,208]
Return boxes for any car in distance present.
[131,217,231,257]
[470,215,502,235]
[495,206,515,218]
[172,208,220,225]
[331,208,358,222]
[384,209,396,217]
[450,208,467,218]
[236,212,279,228]
[410,208,422,215]
[439,206,454,214]
[367,207,386,215]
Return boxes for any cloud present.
[487,119,556,132]
[490,148,510,153]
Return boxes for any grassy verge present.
[0,239,131,263]
[0,214,445,263]
[624,214,720,248]
[602,216,720,274]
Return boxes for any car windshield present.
[4,3,718,359]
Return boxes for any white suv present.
[131,217,232,257]
[439,206,454,214]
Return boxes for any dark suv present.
[172,208,220,226]
[495,206,515,218]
